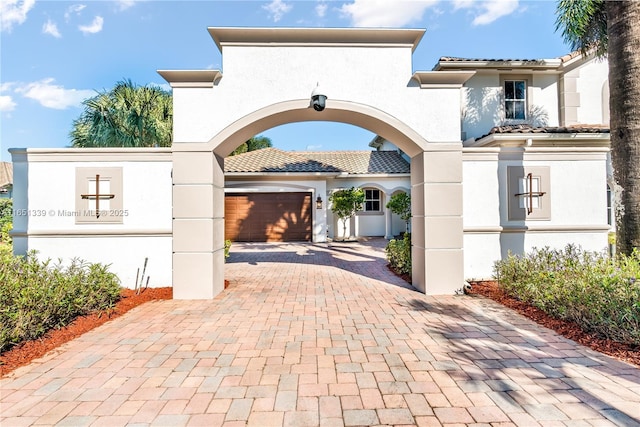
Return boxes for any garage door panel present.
[225,192,312,242]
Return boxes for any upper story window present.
[505,80,526,120]
[364,189,381,212]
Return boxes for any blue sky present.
[1,0,571,161]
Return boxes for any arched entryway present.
[161,27,468,299]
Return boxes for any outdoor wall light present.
[316,196,323,209]
[311,83,327,112]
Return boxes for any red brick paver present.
[1,239,639,426]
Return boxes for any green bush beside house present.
[494,244,640,345]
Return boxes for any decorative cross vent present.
[81,174,115,218]
[514,173,546,215]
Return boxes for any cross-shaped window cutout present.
[75,167,123,224]
[514,173,546,214]
[81,174,116,218]
[507,166,551,221]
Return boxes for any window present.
[505,80,526,120]
[364,189,380,212]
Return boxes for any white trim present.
[470,133,610,148]
[12,230,173,237]
[464,225,610,233]
[207,27,425,52]
[412,71,475,88]
[9,148,172,162]
[157,70,222,88]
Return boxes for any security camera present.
[310,84,327,112]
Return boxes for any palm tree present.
[71,79,173,148]
[556,0,640,255]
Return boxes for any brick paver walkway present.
[1,239,639,426]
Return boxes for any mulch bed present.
[466,281,640,368]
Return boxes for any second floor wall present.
[436,54,610,142]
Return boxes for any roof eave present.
[434,59,563,72]
[157,70,222,88]
[412,71,476,88]
[208,27,425,52]
[471,132,610,148]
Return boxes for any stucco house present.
[224,146,410,241]
[10,27,611,298]
[0,162,13,199]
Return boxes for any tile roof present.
[0,162,12,188]
[483,124,610,137]
[439,56,544,63]
[439,51,583,64]
[224,148,410,174]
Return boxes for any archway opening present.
[223,121,411,244]
[172,99,464,298]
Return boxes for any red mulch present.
[0,287,173,377]
[467,281,640,368]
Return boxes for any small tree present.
[386,192,411,235]
[329,187,365,241]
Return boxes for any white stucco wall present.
[462,73,561,141]
[461,75,501,141]
[10,149,173,288]
[462,147,609,279]
[171,44,463,148]
[531,74,560,126]
[574,60,609,125]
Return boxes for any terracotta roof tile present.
[477,124,610,140]
[224,148,409,174]
[0,162,12,188]
[439,56,543,63]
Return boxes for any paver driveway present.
[1,239,639,427]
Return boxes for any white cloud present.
[0,95,17,112]
[455,0,520,26]
[64,4,86,21]
[306,144,322,150]
[116,0,136,11]
[42,19,62,38]
[315,2,328,18]
[263,0,293,22]
[15,78,94,110]
[78,16,103,34]
[339,0,438,27]
[1,0,36,32]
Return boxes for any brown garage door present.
[225,192,312,242]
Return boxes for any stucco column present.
[411,145,464,294]
[384,201,393,239]
[172,149,225,299]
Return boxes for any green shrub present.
[494,244,640,345]
[386,233,412,276]
[0,199,12,246]
[0,246,122,353]
[224,239,231,259]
